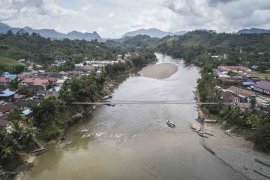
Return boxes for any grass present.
[0,57,24,66]
[0,57,26,73]
[252,70,270,80]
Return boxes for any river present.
[21,53,247,180]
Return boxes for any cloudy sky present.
[1,0,270,38]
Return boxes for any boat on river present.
[102,95,112,101]
[189,123,201,131]
[167,120,175,128]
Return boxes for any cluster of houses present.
[0,54,130,127]
[216,65,270,111]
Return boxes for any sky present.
[1,0,270,38]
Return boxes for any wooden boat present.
[167,120,175,128]
[102,95,112,101]
[204,120,217,123]
[255,158,270,167]
[197,132,208,138]
[189,123,201,131]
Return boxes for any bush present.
[253,122,270,152]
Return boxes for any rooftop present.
[254,81,270,91]
[0,89,16,97]
[0,103,15,113]
[227,86,255,97]
[0,77,10,83]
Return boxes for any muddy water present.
[22,54,247,180]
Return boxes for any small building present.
[0,89,16,101]
[0,77,10,85]
[20,78,49,90]
[221,91,240,104]
[242,81,256,86]
[13,94,26,102]
[21,108,32,117]
[253,81,270,95]
[0,114,8,127]
[4,72,17,80]
[226,86,256,102]
[218,66,252,73]
[0,103,15,115]
[48,86,61,97]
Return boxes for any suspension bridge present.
[72,100,242,105]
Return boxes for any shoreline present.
[203,122,270,180]
[13,63,153,179]
[194,90,270,180]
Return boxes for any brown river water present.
[21,53,247,180]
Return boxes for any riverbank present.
[194,94,270,180]
[16,54,246,180]
[202,122,270,180]
[138,63,178,79]
[13,55,158,179]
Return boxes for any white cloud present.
[1,0,270,38]
[108,12,114,18]
[81,4,92,12]
[96,27,105,34]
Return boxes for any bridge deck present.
[72,100,242,105]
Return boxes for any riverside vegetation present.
[156,30,270,153]
[0,32,156,177]
[1,30,270,176]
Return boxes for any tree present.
[250,97,257,111]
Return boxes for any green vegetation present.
[60,75,105,104]
[0,32,121,66]
[0,109,36,176]
[145,31,270,152]
[0,56,25,73]
[252,70,270,80]
[196,62,270,153]
[0,32,157,174]
[157,30,270,68]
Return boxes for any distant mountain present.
[237,28,270,34]
[0,22,102,41]
[122,28,186,38]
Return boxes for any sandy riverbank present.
[139,63,178,79]
[200,123,270,180]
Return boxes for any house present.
[226,86,255,102]
[242,81,256,86]
[218,66,252,73]
[21,108,32,117]
[20,78,49,90]
[221,91,240,104]
[18,59,26,62]
[0,77,10,85]
[0,102,15,115]
[56,79,66,86]
[4,72,17,80]
[253,81,270,95]
[76,65,95,73]
[48,86,61,96]
[0,89,16,101]
[13,99,29,111]
[0,114,8,127]
[13,94,26,102]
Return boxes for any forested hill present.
[2,30,270,70]
[106,35,159,51]
[156,30,270,68]
[0,32,120,65]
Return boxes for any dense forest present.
[0,31,121,65]
[156,30,270,69]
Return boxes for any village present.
[215,65,270,111]
[0,53,132,128]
